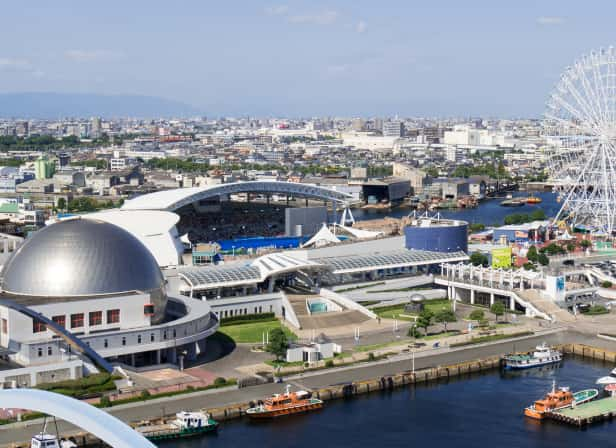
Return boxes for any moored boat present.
[30,420,77,448]
[246,386,323,419]
[524,381,598,419]
[526,195,542,204]
[500,198,525,207]
[503,343,562,370]
[136,411,218,441]
[596,367,616,385]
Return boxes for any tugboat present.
[246,386,323,419]
[503,343,562,370]
[524,381,598,420]
[135,411,218,441]
[30,419,77,448]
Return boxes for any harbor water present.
[158,357,615,448]
[351,191,560,226]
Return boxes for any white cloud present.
[289,10,338,26]
[265,5,289,16]
[326,64,349,75]
[0,58,31,71]
[356,20,367,33]
[537,16,565,25]
[64,49,124,62]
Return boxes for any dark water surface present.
[351,191,560,226]
[158,357,615,448]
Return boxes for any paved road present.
[0,330,614,446]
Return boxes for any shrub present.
[99,396,112,408]
[220,312,276,326]
[140,390,151,400]
[367,352,376,361]
[602,281,613,288]
[469,309,484,321]
[325,359,334,368]
[213,377,227,386]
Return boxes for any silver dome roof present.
[1,218,165,297]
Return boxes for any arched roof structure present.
[121,181,351,211]
[0,389,156,448]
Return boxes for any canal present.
[351,191,560,226]
[158,356,615,448]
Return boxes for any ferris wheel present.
[544,46,616,234]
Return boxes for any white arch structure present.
[121,180,352,211]
[0,389,156,448]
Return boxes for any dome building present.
[1,219,168,323]
[0,218,218,380]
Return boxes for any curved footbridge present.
[435,263,580,323]
[0,389,155,448]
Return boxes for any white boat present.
[503,343,562,370]
[30,420,77,448]
[31,433,77,448]
[596,367,616,385]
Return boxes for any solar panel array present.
[317,250,468,272]
[180,266,261,287]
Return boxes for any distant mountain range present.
[0,92,203,118]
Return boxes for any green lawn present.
[217,321,297,344]
[373,299,452,321]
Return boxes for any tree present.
[470,252,488,267]
[57,197,66,211]
[266,328,289,360]
[523,262,536,271]
[416,310,434,336]
[526,245,538,262]
[537,253,550,266]
[566,242,576,252]
[469,309,485,321]
[602,281,613,288]
[469,223,485,233]
[490,302,506,322]
[434,309,456,332]
[580,239,592,249]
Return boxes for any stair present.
[284,293,370,329]
[516,289,576,323]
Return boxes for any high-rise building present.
[382,120,405,137]
[34,156,56,180]
[90,117,102,138]
[15,121,29,137]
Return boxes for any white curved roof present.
[84,210,183,268]
[179,252,326,290]
[0,388,156,448]
[122,181,351,211]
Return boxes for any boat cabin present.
[31,434,61,448]
[174,411,210,429]
[533,387,573,412]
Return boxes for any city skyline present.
[1,0,615,117]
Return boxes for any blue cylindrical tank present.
[404,220,468,253]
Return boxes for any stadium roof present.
[178,249,468,290]
[122,181,352,212]
[315,249,469,274]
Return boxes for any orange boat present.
[526,195,542,204]
[524,381,598,420]
[246,386,323,419]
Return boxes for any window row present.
[32,309,121,333]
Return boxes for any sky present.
[1,0,616,117]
